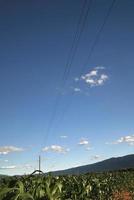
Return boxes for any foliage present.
[0,169,134,200]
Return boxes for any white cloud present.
[81,70,98,80]
[78,139,89,145]
[115,135,134,145]
[91,155,101,161]
[81,69,108,87]
[74,88,81,92]
[89,70,98,76]
[85,79,96,84]
[78,67,108,87]
[0,165,16,170]
[112,135,134,145]
[86,147,92,151]
[43,146,49,151]
[60,135,68,139]
[74,77,79,81]
[86,70,98,77]
[0,146,24,155]
[100,74,108,80]
[95,66,105,70]
[24,164,33,169]
[97,79,103,85]
[42,145,70,154]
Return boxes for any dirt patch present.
[112,190,132,200]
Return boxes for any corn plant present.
[0,169,134,200]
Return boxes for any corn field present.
[0,169,134,200]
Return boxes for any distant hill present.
[1,154,134,177]
[51,154,134,175]
[0,174,8,179]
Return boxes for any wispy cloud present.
[73,88,81,92]
[74,77,79,82]
[78,139,89,145]
[95,66,105,70]
[78,138,92,151]
[0,146,24,155]
[90,155,102,161]
[0,164,33,171]
[0,165,17,170]
[86,147,92,151]
[106,135,134,146]
[23,164,33,169]
[60,135,68,139]
[42,145,70,154]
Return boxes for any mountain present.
[51,154,134,175]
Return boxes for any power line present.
[54,0,116,133]
[40,0,116,173]
[62,0,88,83]
[80,0,116,75]
[41,0,93,149]
[62,0,93,84]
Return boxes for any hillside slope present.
[51,154,134,175]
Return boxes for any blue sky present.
[0,0,134,175]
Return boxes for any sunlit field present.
[0,169,134,200]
